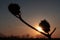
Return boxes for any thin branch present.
[50,27,56,36]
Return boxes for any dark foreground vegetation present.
[0,36,60,40]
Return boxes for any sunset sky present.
[0,0,60,38]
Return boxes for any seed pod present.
[8,3,21,16]
[39,19,50,33]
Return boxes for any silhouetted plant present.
[8,3,21,17]
[39,19,50,33]
[8,3,56,40]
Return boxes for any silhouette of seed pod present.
[8,3,21,16]
[39,19,50,33]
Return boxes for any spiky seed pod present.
[8,3,21,16]
[39,19,50,33]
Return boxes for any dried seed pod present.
[8,3,21,16]
[39,19,50,33]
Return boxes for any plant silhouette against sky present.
[8,3,56,40]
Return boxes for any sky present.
[0,0,60,38]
